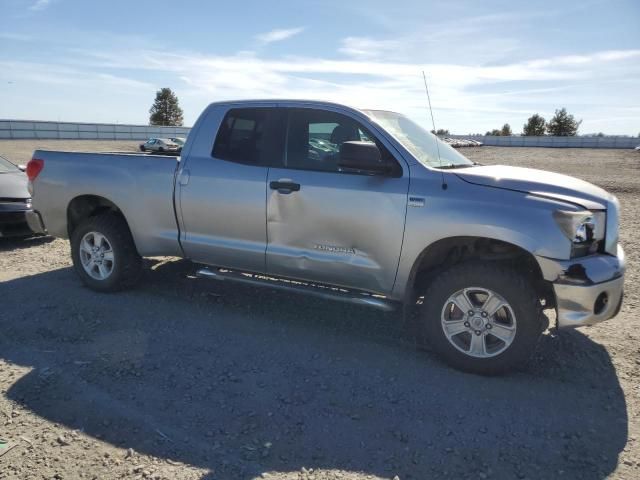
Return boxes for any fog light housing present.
[594,292,608,315]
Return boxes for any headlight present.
[553,210,595,242]
[553,210,603,257]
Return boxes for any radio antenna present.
[422,70,447,189]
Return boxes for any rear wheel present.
[70,213,142,292]
[419,261,542,375]
[140,145,146,152]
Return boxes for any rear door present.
[266,107,409,294]
[177,106,285,272]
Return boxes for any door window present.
[213,108,285,166]
[285,108,398,174]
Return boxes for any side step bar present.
[196,267,397,312]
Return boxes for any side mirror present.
[338,141,391,175]
[18,164,26,172]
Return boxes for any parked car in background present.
[444,137,483,148]
[169,137,186,153]
[0,155,34,237]
[26,100,625,375]
[139,138,180,154]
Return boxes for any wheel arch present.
[67,195,134,245]
[405,236,553,307]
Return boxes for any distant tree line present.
[485,124,513,136]
[485,108,582,136]
[430,129,450,136]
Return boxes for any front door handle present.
[270,180,300,194]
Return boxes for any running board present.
[195,267,397,312]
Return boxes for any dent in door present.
[266,185,394,291]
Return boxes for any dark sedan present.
[0,155,34,237]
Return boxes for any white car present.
[139,138,180,154]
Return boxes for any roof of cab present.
[205,99,377,116]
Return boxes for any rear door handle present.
[178,168,190,186]
[270,180,300,194]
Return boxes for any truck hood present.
[0,171,30,199]
[454,165,611,210]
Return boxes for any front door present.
[266,107,409,294]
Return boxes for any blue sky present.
[1,0,639,134]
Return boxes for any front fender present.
[392,173,575,300]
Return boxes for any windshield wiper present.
[433,163,478,170]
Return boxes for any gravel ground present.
[0,141,638,480]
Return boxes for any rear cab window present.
[212,108,285,166]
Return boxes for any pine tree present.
[547,108,581,136]
[149,88,184,126]
[523,114,546,136]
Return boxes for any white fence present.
[449,134,639,149]
[1,119,637,148]
[0,120,191,141]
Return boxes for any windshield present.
[0,155,19,173]
[363,110,474,169]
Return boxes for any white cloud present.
[62,45,638,133]
[29,0,52,11]
[4,40,639,134]
[524,50,640,69]
[0,60,154,89]
[339,37,401,59]
[255,27,305,45]
[337,12,529,64]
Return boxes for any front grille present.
[0,197,30,204]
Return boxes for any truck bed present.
[31,150,182,257]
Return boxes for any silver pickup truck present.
[26,100,625,374]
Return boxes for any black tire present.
[419,261,542,375]
[140,145,146,152]
[158,147,164,153]
[70,213,142,292]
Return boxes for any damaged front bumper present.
[536,245,625,328]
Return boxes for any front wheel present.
[70,213,142,292]
[419,261,542,375]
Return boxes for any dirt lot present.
[0,141,639,480]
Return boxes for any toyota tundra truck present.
[25,100,625,374]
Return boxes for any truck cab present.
[177,101,408,296]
